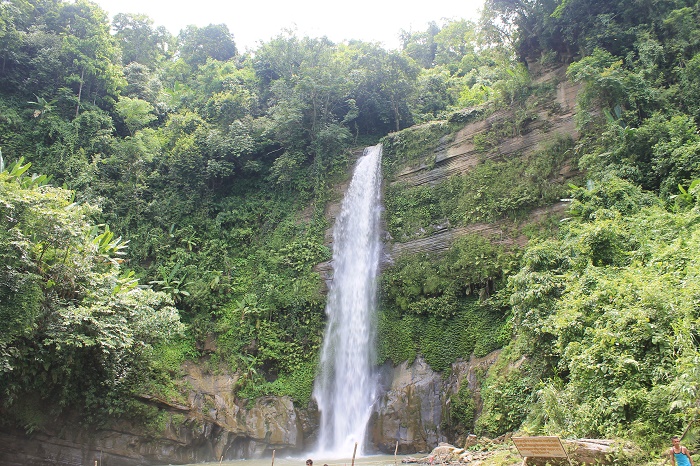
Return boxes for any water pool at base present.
[160,453,412,466]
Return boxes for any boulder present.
[370,357,447,453]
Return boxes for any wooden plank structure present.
[512,436,572,466]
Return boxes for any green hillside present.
[2,0,700,461]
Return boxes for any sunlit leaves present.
[113,13,173,67]
[115,96,157,136]
[0,158,182,422]
[149,263,191,302]
[177,24,236,67]
[90,224,128,266]
[508,179,700,444]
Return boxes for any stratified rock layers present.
[0,362,307,465]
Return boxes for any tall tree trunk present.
[75,67,85,118]
[393,98,400,132]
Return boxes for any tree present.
[410,66,454,121]
[57,0,125,115]
[344,41,418,134]
[0,156,183,424]
[381,51,419,132]
[113,13,173,67]
[178,23,236,68]
[115,96,157,136]
[0,0,32,79]
[0,1,63,97]
[679,53,700,123]
[400,21,440,68]
[123,62,162,103]
[434,19,479,71]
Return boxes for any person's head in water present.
[306,459,313,466]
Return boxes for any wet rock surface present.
[370,353,500,455]
[0,362,306,465]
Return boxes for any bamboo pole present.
[271,449,276,466]
[394,441,399,466]
[351,442,358,466]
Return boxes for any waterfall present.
[313,144,383,457]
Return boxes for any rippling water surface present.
[165,453,410,466]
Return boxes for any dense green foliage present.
[376,0,700,458]
[377,235,514,374]
[3,0,700,459]
[494,178,700,449]
[464,0,700,455]
[383,135,574,241]
[0,0,514,429]
[0,157,184,428]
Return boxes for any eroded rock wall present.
[369,352,500,454]
[0,363,309,465]
[366,67,581,454]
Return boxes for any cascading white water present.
[313,144,383,458]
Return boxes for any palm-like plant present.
[149,263,191,302]
[27,94,56,119]
[89,224,128,266]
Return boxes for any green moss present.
[449,382,477,433]
[377,312,419,365]
[377,300,508,372]
[420,302,507,371]
[447,106,488,125]
[475,356,535,437]
[473,119,519,153]
[382,236,518,312]
[378,232,516,371]
[237,357,318,405]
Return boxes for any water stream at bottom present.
[158,453,410,466]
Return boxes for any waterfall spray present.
[313,144,383,457]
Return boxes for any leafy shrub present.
[502,178,700,445]
[476,362,535,437]
[238,358,318,405]
[381,121,452,175]
[0,158,184,425]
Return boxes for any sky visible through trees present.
[92,0,484,51]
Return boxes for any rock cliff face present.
[370,352,501,454]
[0,356,493,464]
[392,75,578,189]
[386,67,580,260]
[366,66,580,455]
[0,67,581,466]
[0,362,308,465]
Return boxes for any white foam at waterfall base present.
[312,144,383,459]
